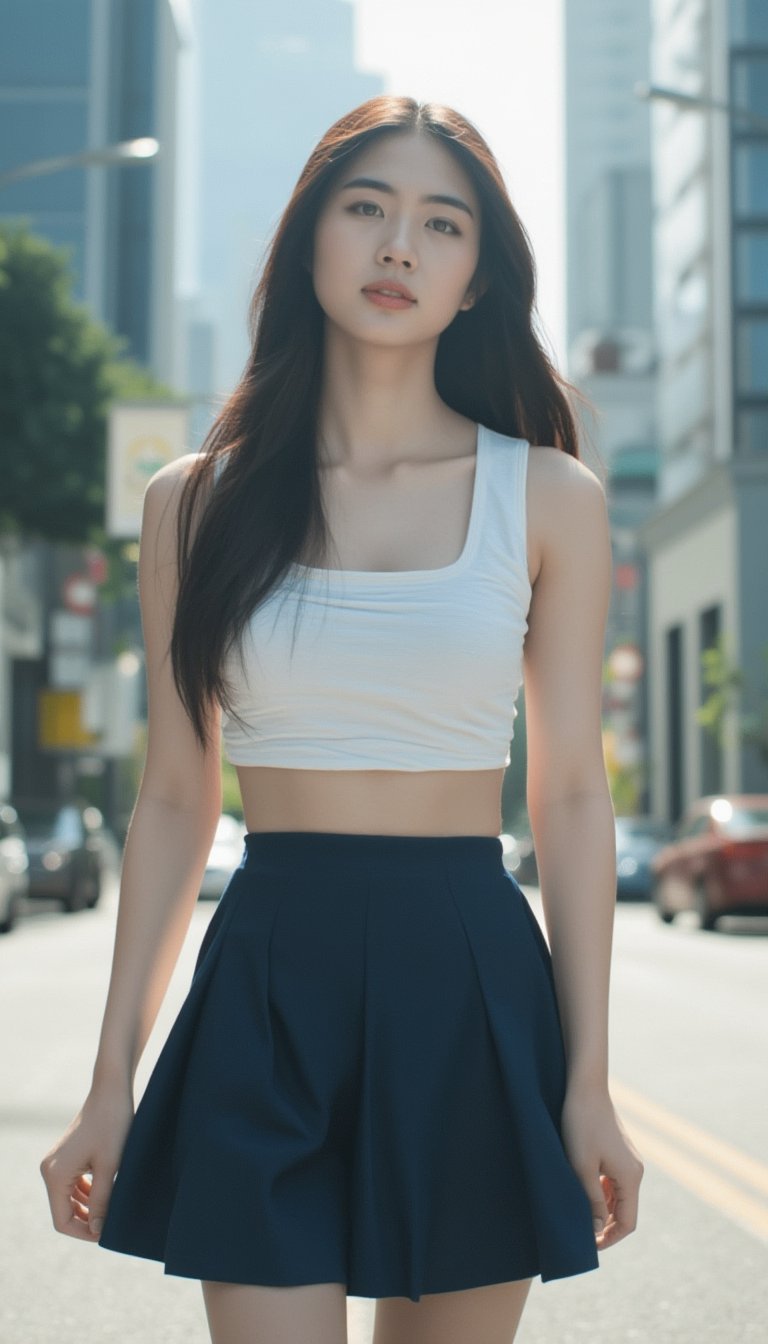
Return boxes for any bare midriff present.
[234,765,507,837]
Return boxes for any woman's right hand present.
[39,1087,135,1240]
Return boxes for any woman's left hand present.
[560,1080,645,1250]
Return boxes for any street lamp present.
[0,136,160,191]
[634,81,768,134]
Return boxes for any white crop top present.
[216,423,532,770]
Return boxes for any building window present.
[0,101,88,215]
[730,0,768,42]
[666,624,685,823]
[736,317,768,393]
[733,144,768,214]
[699,605,723,795]
[735,229,768,301]
[731,55,768,121]
[0,0,89,84]
[736,407,768,452]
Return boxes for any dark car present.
[13,799,106,913]
[650,793,768,930]
[0,803,30,934]
[615,815,673,901]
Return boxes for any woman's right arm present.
[40,456,225,1240]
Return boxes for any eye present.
[428,218,462,236]
[347,201,383,217]
[346,201,462,235]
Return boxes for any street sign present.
[38,689,100,750]
[84,547,108,584]
[107,402,190,538]
[62,573,96,615]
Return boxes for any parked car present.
[502,831,539,886]
[0,803,30,934]
[12,799,106,913]
[199,813,246,900]
[615,815,673,901]
[650,794,768,930]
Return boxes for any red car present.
[651,793,768,930]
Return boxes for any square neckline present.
[290,422,488,584]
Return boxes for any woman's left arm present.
[522,448,644,1251]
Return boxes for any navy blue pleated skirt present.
[98,830,600,1301]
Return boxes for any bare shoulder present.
[144,450,201,502]
[140,452,205,557]
[526,445,608,585]
[138,449,222,805]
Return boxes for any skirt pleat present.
[98,831,600,1301]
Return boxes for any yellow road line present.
[610,1077,768,1199]
[619,1115,768,1244]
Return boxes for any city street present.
[3,869,767,1344]
[4,5,768,1344]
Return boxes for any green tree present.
[697,633,768,769]
[0,220,177,548]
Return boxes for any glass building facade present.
[729,1,768,454]
[652,0,768,493]
[651,0,713,499]
[0,0,91,296]
[638,0,768,820]
[0,0,179,374]
[194,0,384,392]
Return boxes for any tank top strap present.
[477,430,531,599]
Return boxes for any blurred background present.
[1,6,768,1342]
[2,0,768,843]
[2,0,767,861]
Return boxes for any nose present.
[376,221,417,270]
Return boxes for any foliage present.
[221,760,244,821]
[696,635,744,737]
[697,634,768,767]
[0,221,176,549]
[602,728,645,815]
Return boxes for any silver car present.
[199,813,246,900]
[0,804,30,935]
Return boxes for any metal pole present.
[0,138,160,190]
[634,81,768,134]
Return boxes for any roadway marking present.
[610,1077,768,1244]
[610,1079,768,1198]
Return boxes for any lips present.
[362,281,416,302]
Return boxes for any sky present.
[352,0,566,364]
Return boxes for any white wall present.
[648,502,739,815]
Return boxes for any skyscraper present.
[189,0,383,398]
[0,0,183,382]
[639,0,768,815]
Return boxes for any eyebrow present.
[339,176,476,220]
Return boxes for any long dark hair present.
[171,95,595,748]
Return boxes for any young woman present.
[40,96,643,1344]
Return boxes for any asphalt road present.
[2,867,767,1343]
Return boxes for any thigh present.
[372,1278,533,1344]
[201,1280,348,1344]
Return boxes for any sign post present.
[106,402,190,539]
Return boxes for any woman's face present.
[311,130,482,348]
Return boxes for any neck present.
[316,321,461,468]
